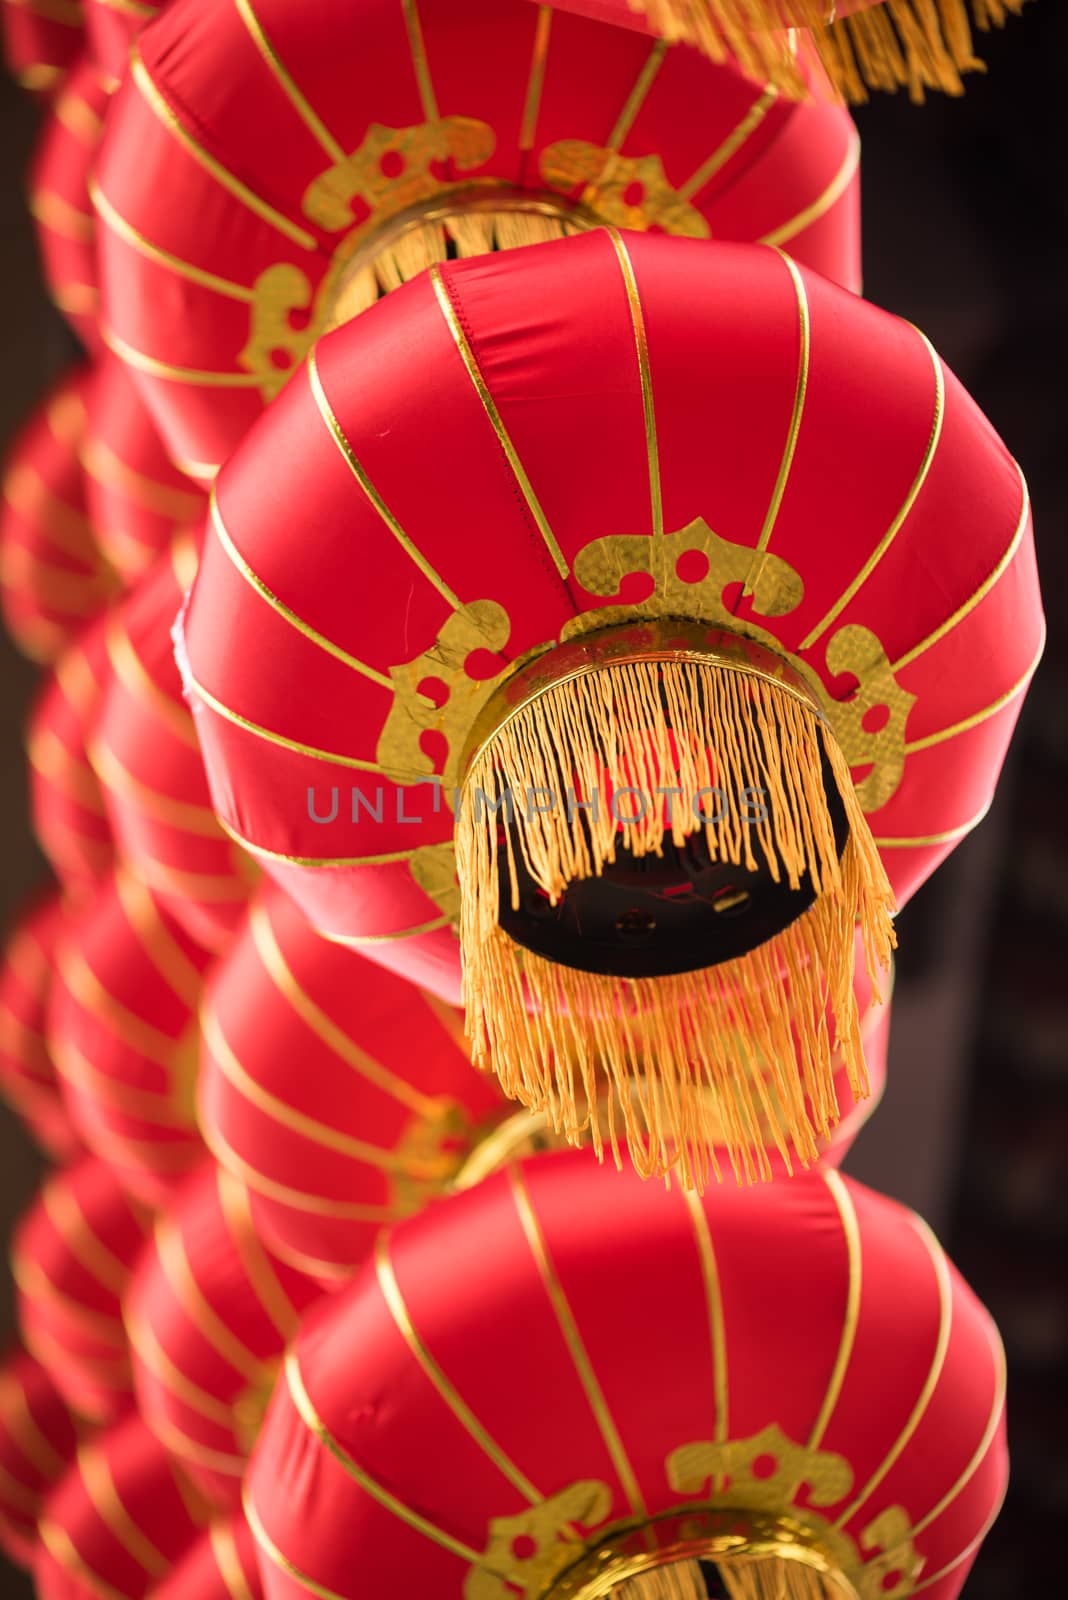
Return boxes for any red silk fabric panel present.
[247,1153,1007,1600]
[94,0,860,471]
[0,1348,81,1568]
[148,1512,262,1600]
[124,1161,323,1509]
[47,868,213,1206]
[13,1155,151,1424]
[0,366,117,663]
[85,0,166,85]
[0,891,81,1160]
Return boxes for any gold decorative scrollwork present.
[667,1424,854,1512]
[464,1480,614,1600]
[540,144,709,238]
[303,118,497,233]
[823,626,915,815]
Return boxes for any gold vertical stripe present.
[215,1169,301,1339]
[183,665,386,773]
[606,229,662,541]
[519,7,553,153]
[903,631,1044,754]
[89,736,225,836]
[681,1191,728,1447]
[284,1347,486,1562]
[124,1308,236,1426]
[510,1167,647,1517]
[248,899,447,1118]
[800,328,944,651]
[606,40,669,152]
[678,84,778,202]
[56,944,181,1070]
[760,127,861,249]
[130,47,317,250]
[401,0,439,122]
[375,1235,543,1503]
[806,1171,862,1451]
[910,1319,1006,1538]
[200,1115,408,1223]
[909,1486,1008,1594]
[0,1372,67,1478]
[307,350,474,612]
[833,1214,953,1530]
[872,804,991,849]
[211,1519,256,1600]
[429,266,570,580]
[38,1520,129,1600]
[113,865,205,1009]
[892,464,1030,673]
[153,1219,274,1386]
[210,492,394,689]
[105,618,200,750]
[233,0,345,162]
[244,1488,355,1600]
[90,180,256,304]
[77,1443,169,1577]
[746,249,810,592]
[101,324,266,387]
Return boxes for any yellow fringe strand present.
[630,0,1027,104]
[616,1564,707,1600]
[456,658,896,1191]
[616,1557,838,1600]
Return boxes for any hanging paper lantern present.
[90,540,255,955]
[148,1512,262,1600]
[124,1160,323,1509]
[35,1410,212,1600]
[0,890,81,1160]
[84,0,166,86]
[246,1151,1008,1600]
[93,0,861,478]
[0,1347,81,1568]
[83,355,208,586]
[2,0,84,96]
[13,1154,151,1423]
[27,606,115,900]
[178,230,1042,1189]
[47,867,212,1205]
[29,55,110,352]
[527,0,1029,103]
[0,367,117,663]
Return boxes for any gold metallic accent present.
[800,329,944,650]
[125,1308,235,1426]
[209,490,393,689]
[234,0,345,162]
[7,0,82,18]
[113,864,205,1008]
[106,617,199,746]
[678,85,778,201]
[303,120,496,232]
[214,810,412,868]
[0,1371,67,1477]
[903,631,1044,754]
[466,1482,614,1600]
[55,943,180,1070]
[89,736,223,836]
[519,8,553,153]
[216,1168,301,1339]
[607,40,669,151]
[910,1318,1005,1537]
[761,130,861,250]
[29,188,95,242]
[152,1217,273,1386]
[745,251,810,595]
[211,1519,257,1600]
[130,47,316,250]
[101,324,266,387]
[96,0,155,15]
[511,1168,647,1518]
[77,1441,169,1577]
[182,663,385,773]
[430,264,570,581]
[244,1488,350,1600]
[4,463,98,557]
[39,1519,128,1600]
[806,1172,862,1452]
[146,1413,246,1478]
[284,1346,486,1561]
[90,179,257,303]
[199,1115,407,1222]
[52,1033,195,1127]
[607,228,662,540]
[908,1488,1007,1594]
[375,1233,543,1501]
[81,437,204,521]
[681,1192,729,1461]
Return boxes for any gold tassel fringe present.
[631,0,1027,104]
[327,210,577,329]
[617,1564,708,1600]
[616,1557,838,1600]
[457,659,896,1191]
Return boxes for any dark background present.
[0,7,1065,1593]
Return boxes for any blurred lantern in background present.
[90,539,255,957]
[180,229,1041,1191]
[0,891,81,1161]
[12,1154,150,1424]
[28,55,109,354]
[0,367,116,664]
[1,0,84,97]
[0,1347,81,1570]
[35,1409,211,1599]
[47,867,212,1205]
[147,1511,262,1600]
[93,0,861,477]
[247,1150,1007,1600]
[123,1160,323,1508]
[84,0,165,87]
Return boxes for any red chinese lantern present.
[528,0,1029,101]
[0,890,81,1160]
[35,1410,212,1600]
[2,0,83,96]
[0,366,117,663]
[199,886,889,1287]
[29,55,110,353]
[124,1160,323,1509]
[27,606,115,900]
[13,1154,151,1423]
[93,0,861,477]
[148,1512,262,1600]
[246,1152,1008,1600]
[179,230,1042,1189]
[47,867,213,1205]
[0,1347,81,1568]
[83,355,208,587]
[85,0,166,86]
[90,540,256,955]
